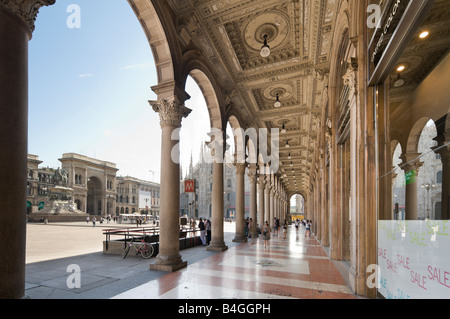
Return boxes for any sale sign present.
[184,180,195,193]
[377,220,450,299]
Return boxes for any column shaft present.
[248,166,258,238]
[233,164,246,242]
[149,97,191,272]
[207,161,228,251]
[0,8,29,299]
[264,185,270,223]
[258,177,265,232]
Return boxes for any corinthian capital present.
[234,163,247,175]
[149,97,192,128]
[0,0,55,37]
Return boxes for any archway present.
[416,120,442,219]
[289,193,305,220]
[87,177,103,215]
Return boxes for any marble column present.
[258,175,265,231]
[264,180,270,223]
[402,154,422,220]
[149,97,191,272]
[207,134,228,251]
[248,165,258,238]
[269,186,275,227]
[0,0,54,299]
[233,163,247,242]
[435,136,450,219]
[274,193,278,221]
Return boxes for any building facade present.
[26,153,160,219]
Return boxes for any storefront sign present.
[369,0,410,67]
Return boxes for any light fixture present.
[260,34,270,58]
[281,123,286,133]
[419,31,429,39]
[394,74,405,88]
[396,65,406,72]
[288,153,291,159]
[274,93,281,108]
[285,140,290,148]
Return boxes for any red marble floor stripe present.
[193,262,348,287]
[190,271,356,299]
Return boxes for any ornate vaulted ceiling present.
[161,0,339,195]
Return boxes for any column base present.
[232,235,247,243]
[206,241,228,252]
[149,254,187,272]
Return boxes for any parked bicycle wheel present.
[123,241,131,259]
[140,243,154,259]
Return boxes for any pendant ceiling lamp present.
[274,93,281,108]
[260,34,270,58]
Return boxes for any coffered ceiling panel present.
[167,0,338,195]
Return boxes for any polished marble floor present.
[113,224,357,299]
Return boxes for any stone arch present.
[328,2,351,114]
[128,0,181,85]
[227,115,242,162]
[406,117,433,155]
[288,191,307,204]
[181,51,225,131]
[391,140,403,166]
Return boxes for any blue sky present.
[29,0,211,182]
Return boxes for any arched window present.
[437,170,443,184]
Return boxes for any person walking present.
[206,219,211,245]
[244,217,249,238]
[305,219,311,238]
[283,221,287,239]
[273,218,278,237]
[248,218,253,240]
[92,216,96,227]
[262,221,271,248]
[199,218,206,246]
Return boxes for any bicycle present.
[122,235,154,259]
